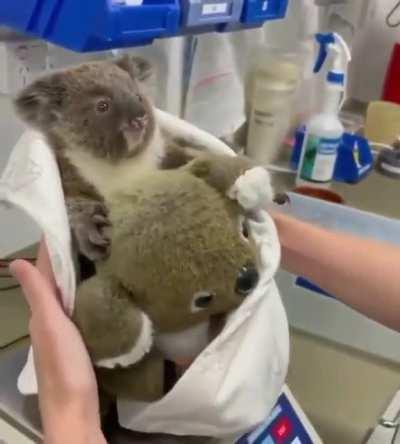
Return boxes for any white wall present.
[0,94,40,256]
[348,0,400,102]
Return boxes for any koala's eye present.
[242,219,249,239]
[96,99,110,114]
[136,93,143,103]
[191,291,215,312]
[235,263,259,297]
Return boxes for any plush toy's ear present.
[187,153,256,197]
[114,54,153,82]
[14,74,67,128]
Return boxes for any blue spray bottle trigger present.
[313,32,335,73]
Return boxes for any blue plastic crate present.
[181,0,244,29]
[0,0,181,51]
[0,0,289,52]
[241,0,289,24]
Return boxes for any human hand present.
[10,241,106,444]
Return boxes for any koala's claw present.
[88,228,110,248]
[68,200,112,262]
[228,166,274,211]
[92,213,112,226]
[273,193,290,206]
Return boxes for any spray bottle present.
[296,32,351,186]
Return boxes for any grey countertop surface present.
[271,166,400,222]
[0,342,41,442]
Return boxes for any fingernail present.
[8,260,19,278]
[9,260,27,282]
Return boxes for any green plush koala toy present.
[73,152,273,404]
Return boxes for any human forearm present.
[273,213,400,331]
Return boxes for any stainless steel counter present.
[0,342,41,442]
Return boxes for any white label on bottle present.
[313,153,337,181]
[202,3,228,15]
[253,110,277,128]
[300,135,341,183]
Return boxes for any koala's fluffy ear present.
[114,54,153,82]
[14,75,66,128]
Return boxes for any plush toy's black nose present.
[191,291,215,313]
[235,263,259,296]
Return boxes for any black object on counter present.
[376,147,400,179]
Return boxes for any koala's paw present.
[228,167,273,211]
[96,313,153,369]
[68,200,112,262]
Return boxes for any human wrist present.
[270,211,298,250]
[270,211,322,275]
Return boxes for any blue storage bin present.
[181,0,244,29]
[295,277,335,299]
[0,0,181,51]
[0,0,289,51]
[241,0,289,24]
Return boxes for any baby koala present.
[14,55,166,261]
[14,55,285,263]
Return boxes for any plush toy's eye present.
[191,291,215,312]
[235,263,259,296]
[96,99,111,114]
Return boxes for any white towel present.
[0,110,289,439]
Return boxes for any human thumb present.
[10,259,60,315]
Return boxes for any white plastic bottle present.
[246,50,300,165]
[296,79,344,186]
[297,32,351,187]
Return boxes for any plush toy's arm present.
[161,142,289,210]
[185,153,254,193]
[159,135,207,170]
[186,153,275,211]
[73,276,153,369]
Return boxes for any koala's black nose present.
[131,104,146,119]
[235,263,259,297]
[126,97,146,120]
